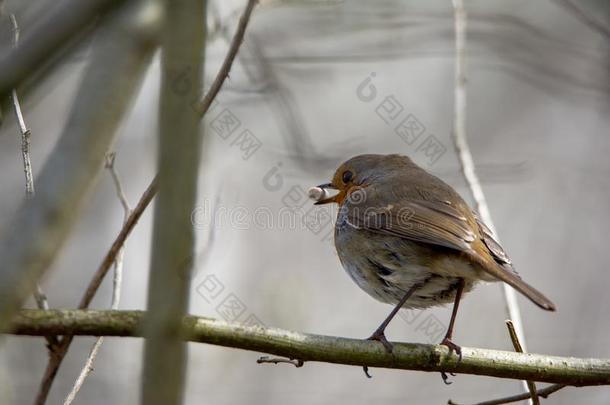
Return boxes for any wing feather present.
[343,190,556,311]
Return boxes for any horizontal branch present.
[7,309,610,386]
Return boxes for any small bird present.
[312,154,555,380]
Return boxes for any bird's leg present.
[367,284,420,353]
[363,284,421,378]
[440,278,465,356]
[440,278,465,385]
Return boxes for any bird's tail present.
[495,269,556,311]
[469,253,556,311]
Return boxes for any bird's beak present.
[313,183,339,205]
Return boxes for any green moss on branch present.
[7,309,610,387]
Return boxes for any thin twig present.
[78,176,155,310]
[62,154,132,405]
[105,152,131,216]
[196,0,258,116]
[10,309,610,386]
[35,175,157,405]
[9,12,34,237]
[506,320,539,405]
[13,88,33,196]
[448,383,567,405]
[7,11,58,351]
[62,338,104,405]
[32,285,49,310]
[257,356,304,368]
[450,0,531,399]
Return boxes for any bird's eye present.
[342,170,353,184]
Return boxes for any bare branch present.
[105,152,132,216]
[12,89,33,196]
[62,154,132,405]
[140,1,206,404]
[448,383,567,405]
[257,356,304,368]
[450,0,530,399]
[196,0,258,116]
[8,16,33,196]
[62,337,104,405]
[6,11,60,351]
[506,320,539,405]
[35,174,157,405]
[9,309,610,387]
[79,175,156,310]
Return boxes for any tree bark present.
[9,309,610,387]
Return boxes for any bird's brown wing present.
[345,196,556,311]
[345,199,476,252]
[347,196,478,251]
[474,212,513,268]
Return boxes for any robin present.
[311,154,555,380]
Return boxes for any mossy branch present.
[7,309,610,387]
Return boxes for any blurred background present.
[0,0,609,404]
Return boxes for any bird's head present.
[313,154,413,205]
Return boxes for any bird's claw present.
[367,330,394,353]
[362,330,394,378]
[440,337,462,362]
[362,365,372,378]
[441,371,453,385]
[439,337,462,384]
